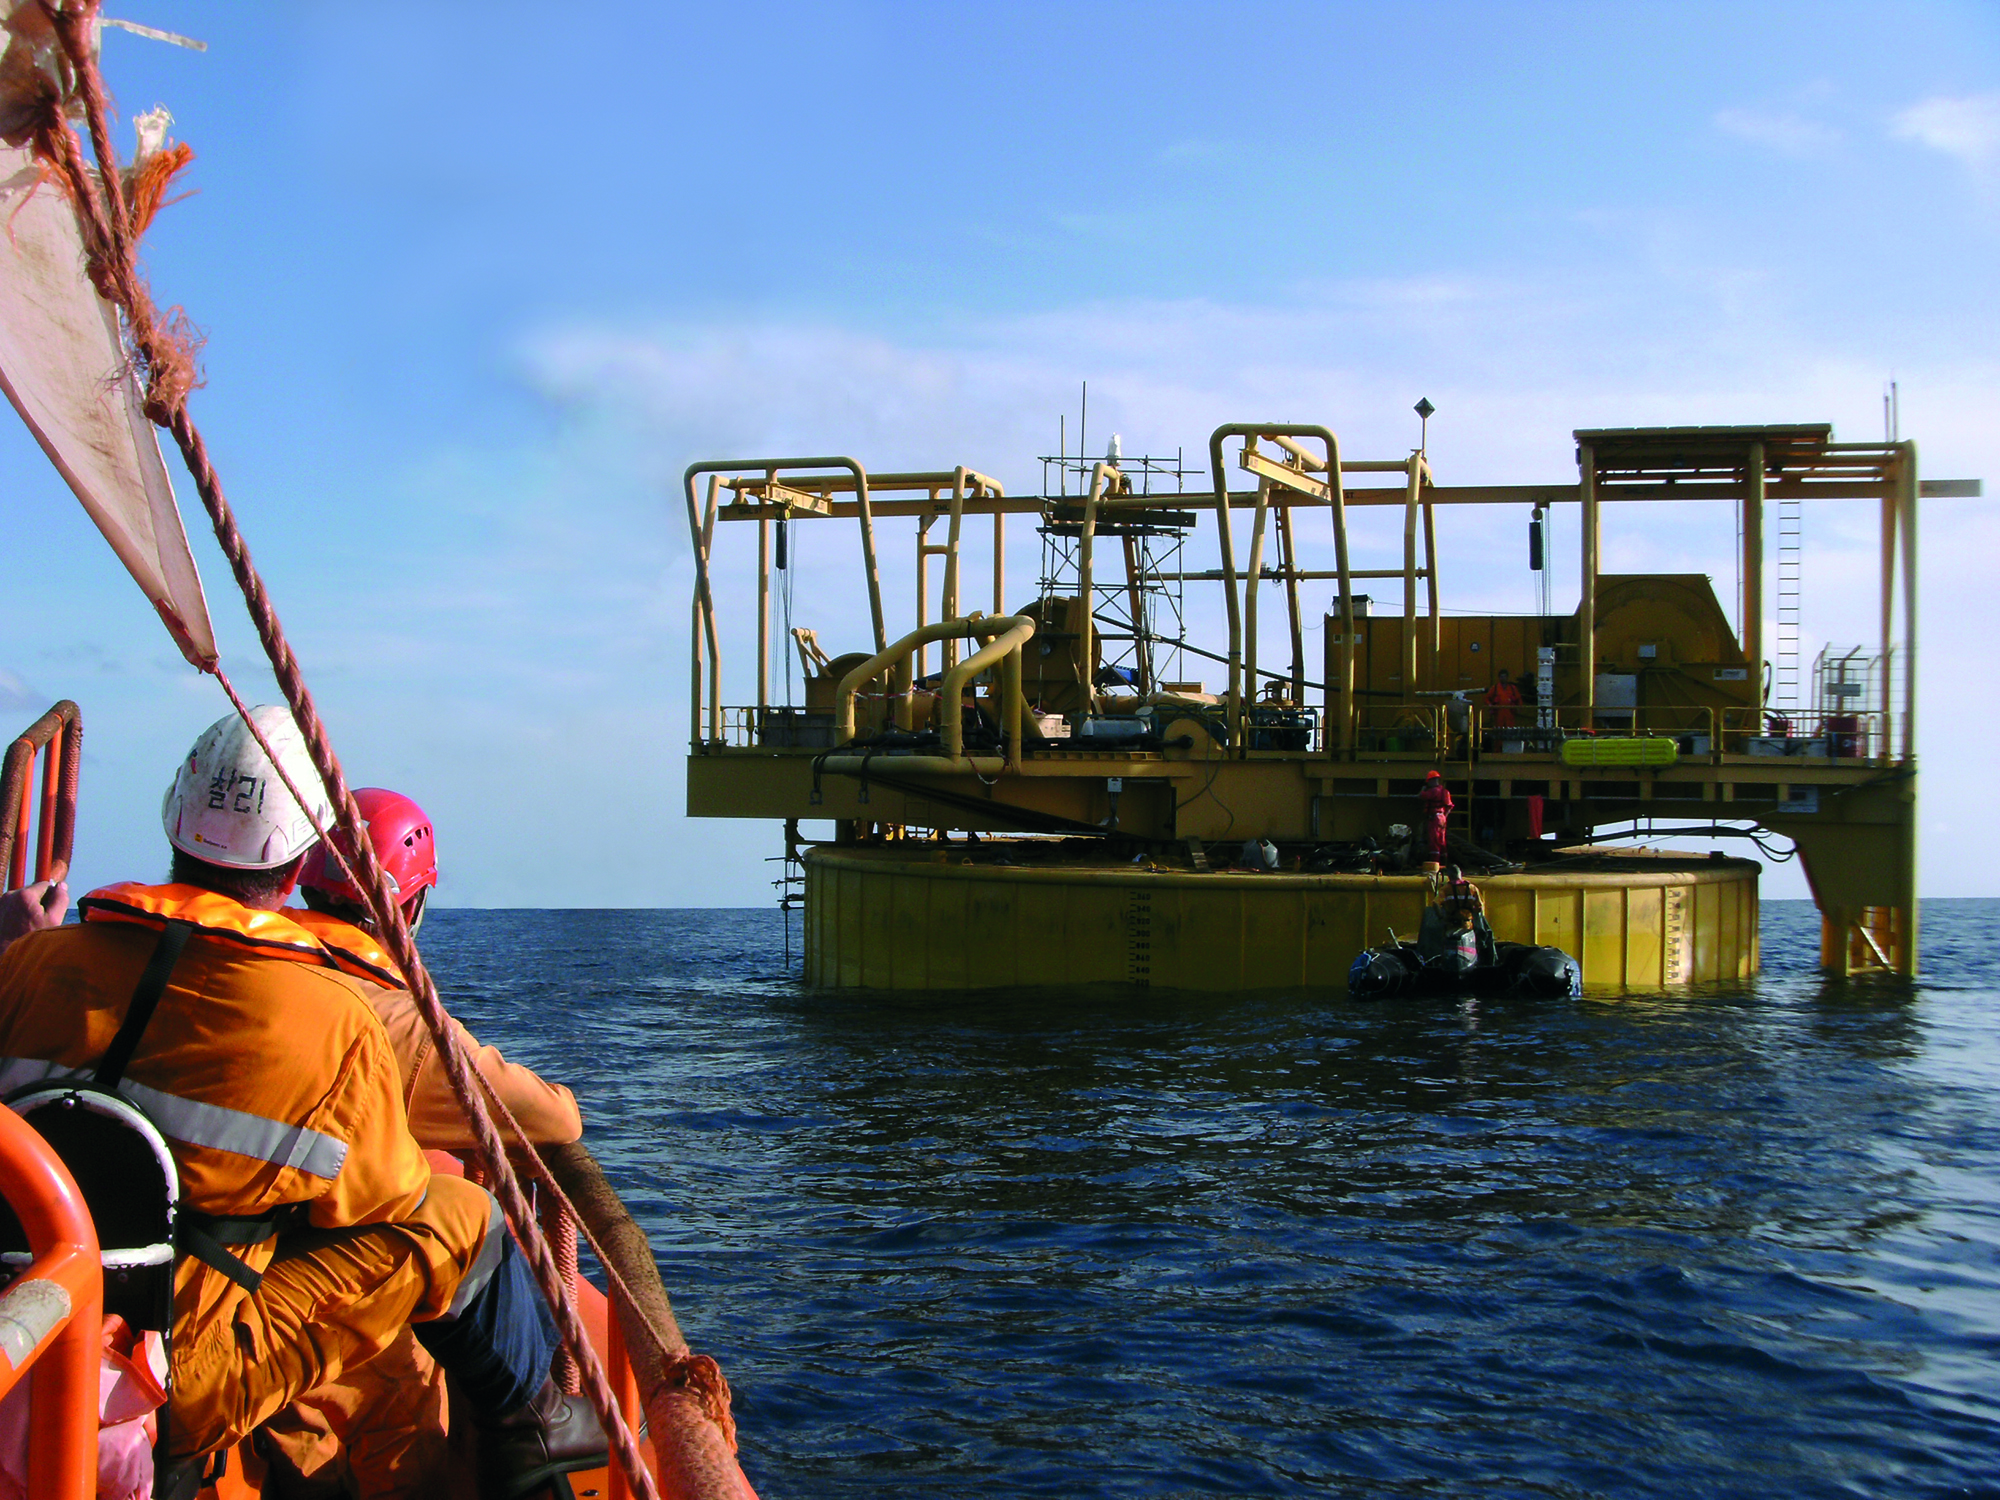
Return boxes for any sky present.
[0,1,1995,907]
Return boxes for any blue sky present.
[0,1,1995,905]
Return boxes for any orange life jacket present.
[0,882,433,1339]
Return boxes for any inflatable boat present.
[1347,939,1583,1001]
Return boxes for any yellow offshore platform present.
[682,421,1971,992]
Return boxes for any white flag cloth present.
[0,142,216,668]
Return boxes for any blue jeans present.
[413,1232,559,1415]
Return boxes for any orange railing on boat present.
[0,1101,105,1499]
[0,701,81,892]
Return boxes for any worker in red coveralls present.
[1485,669,1523,729]
[1416,769,1453,869]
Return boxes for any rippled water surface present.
[418,900,2000,1498]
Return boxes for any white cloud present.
[0,667,37,715]
[1893,92,2000,176]
[1714,106,1842,157]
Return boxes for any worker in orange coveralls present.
[256,788,591,1499]
[1485,668,1524,730]
[0,709,602,1500]
[1416,769,1453,869]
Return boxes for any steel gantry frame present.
[682,424,1976,977]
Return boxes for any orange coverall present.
[297,908,583,1149]
[257,909,584,1495]
[0,883,500,1460]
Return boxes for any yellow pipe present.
[1744,442,1765,682]
[855,466,887,654]
[688,591,702,753]
[1900,440,1917,764]
[682,474,723,747]
[1878,478,1894,764]
[701,477,721,742]
[940,615,1036,762]
[993,500,1006,615]
[1077,461,1117,715]
[1580,443,1598,721]
[1205,430,1247,741]
[835,621,960,744]
[1209,424,1348,754]
[1402,454,1420,700]
[1897,440,1919,974]
[914,510,933,693]
[1422,474,1440,673]
[834,615,1026,745]
[684,455,883,740]
[1270,433,1324,469]
[757,513,770,713]
[1277,504,1305,700]
[943,467,967,671]
[817,754,1009,776]
[816,612,1032,780]
[1245,476,1273,705]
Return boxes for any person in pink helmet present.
[293,789,582,1151]
[269,788,594,1498]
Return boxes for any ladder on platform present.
[1774,494,1802,713]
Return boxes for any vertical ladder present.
[1775,494,1802,713]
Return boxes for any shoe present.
[478,1376,608,1500]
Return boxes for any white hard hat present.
[162,706,332,869]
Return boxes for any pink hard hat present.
[300,787,437,908]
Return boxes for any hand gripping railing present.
[0,1104,103,1500]
[0,702,81,892]
[828,614,1035,773]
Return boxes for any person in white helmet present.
[0,707,603,1498]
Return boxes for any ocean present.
[418,900,2000,1499]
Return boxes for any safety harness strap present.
[177,1219,263,1294]
[182,1203,311,1245]
[84,919,290,1294]
[93,919,194,1091]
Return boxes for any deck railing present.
[0,702,80,891]
[1453,703,1900,767]
[0,1105,104,1500]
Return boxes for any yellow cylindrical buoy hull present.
[802,845,1759,994]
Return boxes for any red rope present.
[32,7,692,1494]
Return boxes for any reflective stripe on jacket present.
[0,881,433,1334]
[293,910,583,1149]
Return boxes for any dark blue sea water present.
[418,900,2000,1499]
